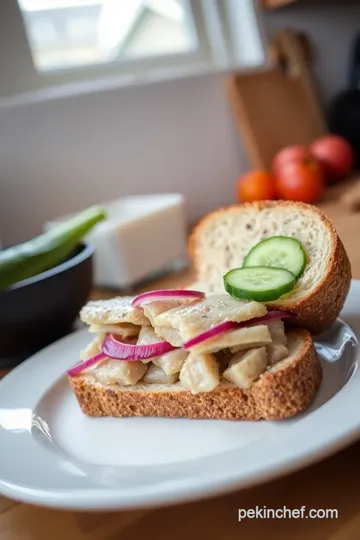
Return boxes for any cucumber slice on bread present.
[243,236,306,278]
[224,266,296,301]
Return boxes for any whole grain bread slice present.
[69,329,322,421]
[189,201,351,334]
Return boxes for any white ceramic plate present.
[1,282,360,511]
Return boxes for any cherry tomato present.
[275,157,325,203]
[237,170,276,202]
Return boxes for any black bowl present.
[0,243,93,368]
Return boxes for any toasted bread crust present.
[69,330,322,421]
[189,201,351,334]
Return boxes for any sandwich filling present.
[78,294,291,393]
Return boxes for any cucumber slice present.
[243,236,306,278]
[223,266,296,302]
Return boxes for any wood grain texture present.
[1,181,360,539]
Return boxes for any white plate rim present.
[0,281,360,511]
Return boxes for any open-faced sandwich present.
[69,201,351,420]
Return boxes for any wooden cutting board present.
[227,29,327,169]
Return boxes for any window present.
[0,0,265,101]
[18,0,199,71]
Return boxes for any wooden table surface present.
[2,182,360,540]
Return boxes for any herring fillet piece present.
[137,326,165,364]
[266,320,287,345]
[143,364,178,384]
[191,324,272,354]
[154,294,267,341]
[137,326,165,345]
[137,326,187,373]
[230,320,287,354]
[143,300,184,326]
[80,296,149,326]
[94,359,147,386]
[80,334,105,361]
[154,326,184,347]
[153,349,188,375]
[179,353,219,393]
[88,322,140,338]
[223,347,268,389]
[266,343,289,365]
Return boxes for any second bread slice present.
[189,201,351,333]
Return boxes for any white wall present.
[0,72,248,245]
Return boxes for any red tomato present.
[273,145,312,176]
[237,170,276,202]
[310,136,354,183]
[275,157,325,203]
